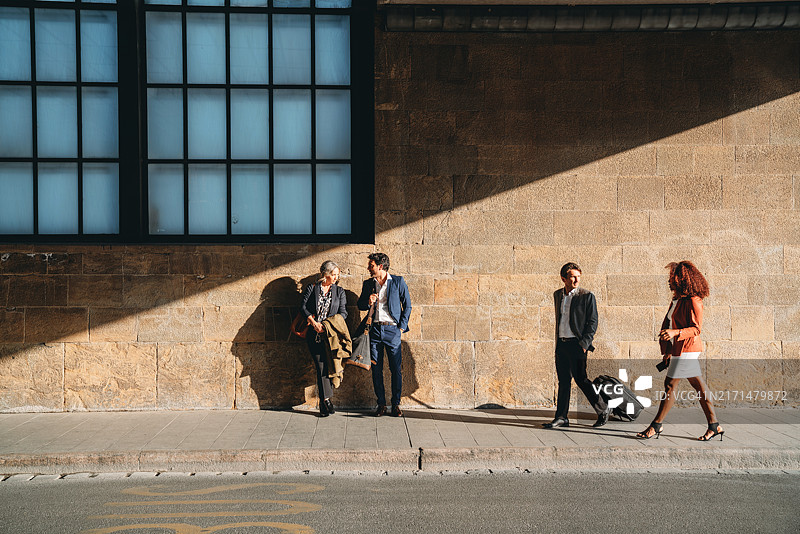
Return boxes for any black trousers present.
[554,338,603,420]
[307,338,333,401]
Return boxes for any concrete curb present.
[418,447,800,471]
[2,447,798,475]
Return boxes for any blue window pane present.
[38,163,79,234]
[316,164,350,234]
[146,12,182,83]
[189,165,227,235]
[231,165,269,234]
[231,0,269,6]
[0,163,33,234]
[145,0,181,5]
[273,90,310,159]
[272,15,310,85]
[188,0,225,5]
[37,87,77,158]
[0,86,32,157]
[148,164,184,235]
[231,89,268,159]
[317,1,352,6]
[275,1,310,6]
[83,163,119,234]
[35,9,76,82]
[81,10,118,83]
[230,14,268,84]
[0,7,31,81]
[315,15,350,85]
[147,88,183,159]
[84,1,117,4]
[82,87,119,158]
[188,89,226,159]
[187,13,226,84]
[274,164,311,234]
[316,90,350,159]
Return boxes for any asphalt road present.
[1,471,797,534]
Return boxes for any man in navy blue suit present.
[358,252,412,417]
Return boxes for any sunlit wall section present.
[0,3,120,236]
[144,0,353,238]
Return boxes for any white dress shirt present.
[559,287,578,338]
[374,274,395,324]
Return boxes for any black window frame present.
[0,0,374,244]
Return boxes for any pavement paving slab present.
[0,407,797,474]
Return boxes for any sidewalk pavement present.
[1,407,799,475]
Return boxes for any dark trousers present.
[370,324,402,406]
[554,338,603,420]
[307,338,333,401]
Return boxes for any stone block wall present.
[0,26,798,411]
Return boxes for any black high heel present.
[319,400,330,417]
[324,399,335,415]
[699,422,724,441]
[636,421,663,439]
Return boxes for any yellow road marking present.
[122,484,324,497]
[81,521,315,534]
[91,500,321,519]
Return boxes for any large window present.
[0,0,373,243]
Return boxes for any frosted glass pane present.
[82,87,119,158]
[0,8,31,81]
[188,89,226,159]
[145,0,181,5]
[187,13,225,84]
[274,164,311,234]
[231,165,269,234]
[148,164,184,235]
[0,87,32,157]
[317,1,352,7]
[35,9,76,82]
[272,15,310,85]
[275,1,310,6]
[83,163,119,234]
[231,0,269,6]
[81,10,117,83]
[315,16,350,85]
[147,88,183,159]
[273,90,310,159]
[188,165,226,235]
[188,0,225,5]
[37,87,77,158]
[316,164,350,234]
[230,14,268,84]
[146,12,182,83]
[38,163,79,234]
[0,163,33,234]
[316,90,350,159]
[231,90,268,159]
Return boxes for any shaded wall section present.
[1,26,799,411]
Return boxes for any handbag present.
[290,311,309,339]
[346,306,374,370]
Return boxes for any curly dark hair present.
[667,261,709,299]
[368,252,390,272]
[560,262,582,279]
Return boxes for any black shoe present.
[374,404,386,417]
[543,418,569,429]
[319,401,329,417]
[699,422,724,441]
[391,405,403,417]
[593,410,609,428]
[324,399,335,415]
[636,421,663,439]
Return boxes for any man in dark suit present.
[358,252,412,417]
[544,262,609,429]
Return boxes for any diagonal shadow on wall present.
[0,29,798,410]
